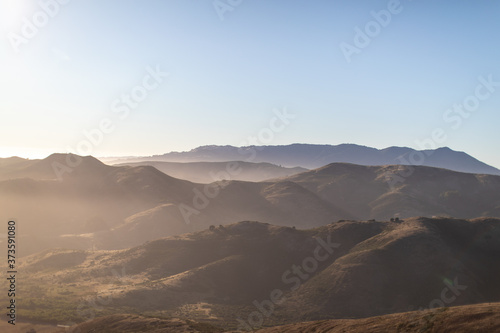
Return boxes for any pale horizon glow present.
[1,1,499,169]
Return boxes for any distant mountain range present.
[102,144,500,176]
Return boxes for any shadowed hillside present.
[281,163,500,220]
[1,154,500,255]
[9,217,500,330]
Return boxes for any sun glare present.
[3,0,30,12]
[0,0,33,30]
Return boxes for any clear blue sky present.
[1,0,499,168]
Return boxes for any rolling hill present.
[52,303,500,332]
[11,217,500,330]
[255,303,500,333]
[1,154,500,255]
[281,162,500,220]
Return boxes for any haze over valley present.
[2,147,500,256]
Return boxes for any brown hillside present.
[255,302,500,333]
[8,218,500,330]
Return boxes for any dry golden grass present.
[255,302,500,333]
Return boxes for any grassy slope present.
[6,217,500,330]
[256,302,500,333]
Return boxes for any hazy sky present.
[1,0,499,168]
